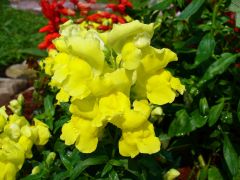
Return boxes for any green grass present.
[0,2,47,71]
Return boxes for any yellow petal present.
[98,92,130,122]
[170,77,185,95]
[0,162,18,180]
[60,120,79,145]
[62,57,92,99]
[18,136,33,158]
[107,20,154,52]
[33,119,51,145]
[50,53,70,87]
[75,135,98,153]
[119,122,160,157]
[137,136,160,154]
[56,89,70,104]
[69,116,100,153]
[141,47,177,74]
[54,25,105,76]
[88,68,132,97]
[70,96,98,119]
[119,137,139,158]
[121,42,142,70]
[0,106,8,132]
[146,70,176,105]
[0,137,25,170]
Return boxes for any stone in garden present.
[5,62,36,79]
[0,78,27,106]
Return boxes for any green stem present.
[211,0,223,34]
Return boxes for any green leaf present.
[168,109,192,136]
[139,156,162,177]
[59,152,73,171]
[191,110,208,128]
[168,109,207,136]
[208,99,224,127]
[233,157,240,180]
[208,166,223,180]
[109,159,128,167]
[199,97,209,115]
[53,172,70,180]
[101,163,113,177]
[70,155,108,179]
[198,166,208,180]
[176,0,205,20]
[223,135,239,176]
[149,0,173,11]
[109,170,119,180]
[44,95,55,117]
[187,33,215,69]
[198,53,237,86]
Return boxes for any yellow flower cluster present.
[43,20,185,158]
[0,103,50,180]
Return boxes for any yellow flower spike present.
[146,70,185,105]
[18,136,33,158]
[32,119,51,145]
[0,106,8,132]
[0,162,18,180]
[141,47,178,75]
[107,20,154,52]
[61,116,101,153]
[119,122,160,158]
[121,42,142,70]
[43,20,184,157]
[61,56,92,99]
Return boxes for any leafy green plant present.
[0,3,47,72]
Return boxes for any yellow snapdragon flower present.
[43,20,185,158]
